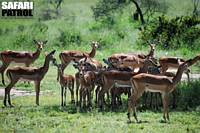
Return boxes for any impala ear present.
[44,40,48,45]
[82,53,87,62]
[84,57,87,62]
[49,50,56,55]
[33,40,37,44]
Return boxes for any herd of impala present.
[0,39,200,123]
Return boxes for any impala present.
[3,50,56,107]
[144,54,200,110]
[159,57,190,81]
[159,54,200,82]
[53,61,75,106]
[127,62,188,123]
[73,56,103,105]
[79,70,96,108]
[59,41,99,72]
[98,58,158,109]
[107,43,156,71]
[0,40,47,85]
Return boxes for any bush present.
[91,0,127,24]
[57,28,82,47]
[139,16,200,50]
[176,80,200,110]
[14,33,32,48]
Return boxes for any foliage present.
[91,0,127,24]
[92,0,169,24]
[176,80,200,110]
[56,28,82,47]
[139,0,168,21]
[139,15,200,49]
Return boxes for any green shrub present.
[139,16,200,50]
[57,28,82,47]
[176,80,200,110]
[14,33,32,48]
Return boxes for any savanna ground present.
[0,0,200,132]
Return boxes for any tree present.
[91,0,168,24]
[192,0,200,17]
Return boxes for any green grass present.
[0,0,200,132]
[0,93,200,132]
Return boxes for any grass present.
[0,93,200,132]
[0,0,200,132]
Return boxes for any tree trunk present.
[130,0,145,24]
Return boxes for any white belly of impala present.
[144,84,166,93]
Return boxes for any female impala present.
[98,58,158,109]
[73,56,102,105]
[53,61,75,106]
[3,50,56,107]
[0,40,47,85]
[127,62,188,123]
[159,54,200,82]
[107,43,156,71]
[59,41,99,72]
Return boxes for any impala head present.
[91,41,99,49]
[108,57,120,67]
[33,40,48,51]
[180,62,188,71]
[149,43,155,51]
[46,50,56,62]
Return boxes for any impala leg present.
[88,87,93,108]
[83,89,87,108]
[150,92,153,109]
[4,79,18,107]
[64,87,67,106]
[35,81,41,106]
[0,63,9,86]
[106,91,110,106]
[98,88,108,109]
[61,86,64,106]
[128,81,145,123]
[90,84,95,101]
[76,78,80,105]
[127,94,135,123]
[185,69,190,82]
[79,86,84,108]
[70,81,75,103]
[25,63,30,84]
[162,93,169,122]
[95,86,100,104]
[111,88,115,108]
[86,89,90,107]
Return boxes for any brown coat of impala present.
[73,56,102,105]
[54,62,75,106]
[98,59,158,109]
[59,41,99,71]
[159,55,200,81]
[3,50,56,107]
[127,62,188,123]
[0,40,47,85]
[79,70,96,108]
[107,43,156,70]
